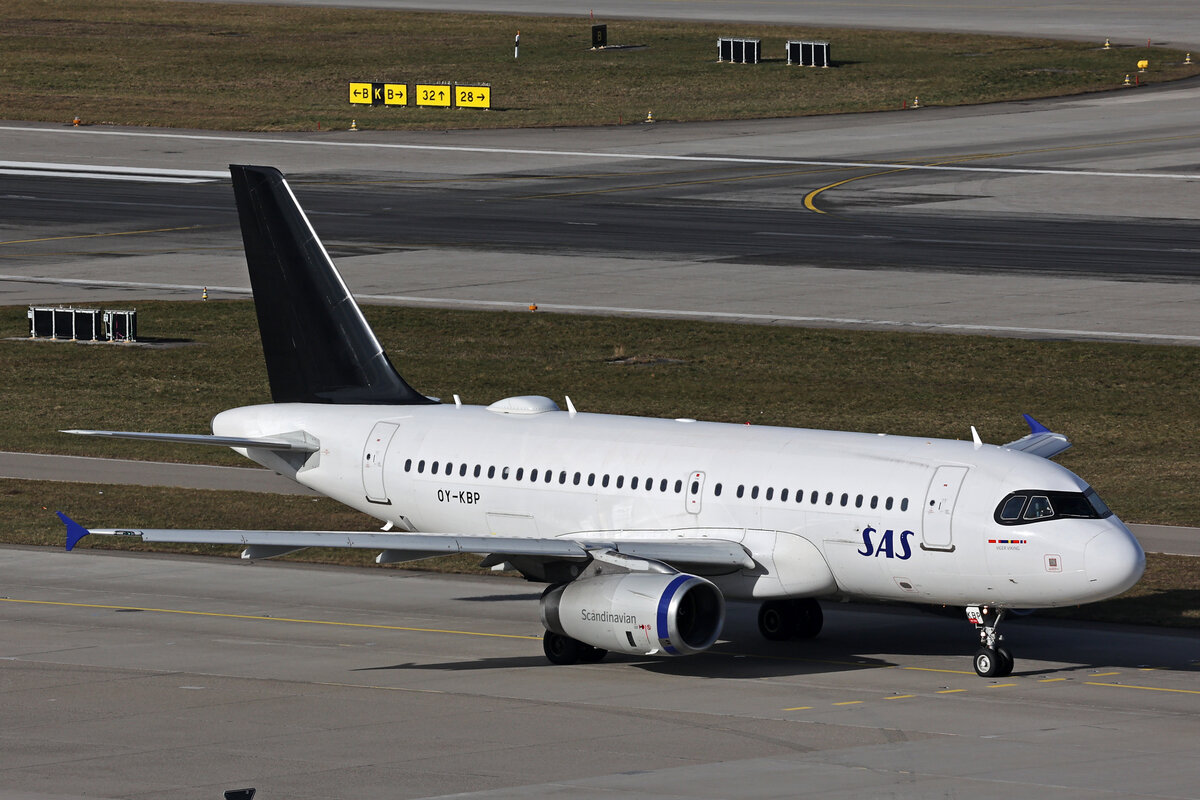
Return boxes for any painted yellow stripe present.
[1038,677,1068,683]
[884,694,915,700]
[1092,671,1120,676]
[0,225,200,246]
[833,700,863,706]
[936,688,967,694]
[900,665,976,675]
[783,706,813,711]
[0,597,541,640]
[1086,682,1200,695]
[986,683,1018,688]
[803,168,908,214]
[315,681,444,695]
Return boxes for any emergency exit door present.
[362,422,399,504]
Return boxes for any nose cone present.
[1084,522,1146,600]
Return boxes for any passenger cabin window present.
[751,486,759,500]
[404,458,412,472]
[714,483,722,497]
[993,488,1112,526]
[515,467,524,481]
[459,464,467,477]
[631,477,640,490]
[737,485,745,498]
[780,488,788,502]
[488,466,496,479]
[616,475,624,489]
[474,465,481,478]
[418,460,426,474]
[765,487,774,501]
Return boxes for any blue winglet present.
[57,512,92,552]
[1022,414,1051,435]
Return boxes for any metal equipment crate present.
[718,37,761,64]
[27,306,137,342]
[28,306,104,341]
[786,40,831,67]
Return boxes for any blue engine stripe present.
[656,574,692,655]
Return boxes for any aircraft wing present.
[60,429,319,452]
[1002,414,1072,459]
[58,514,755,570]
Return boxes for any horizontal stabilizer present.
[61,430,319,452]
[1002,414,1072,459]
[58,515,754,569]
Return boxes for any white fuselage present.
[214,396,1144,609]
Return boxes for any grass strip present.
[3,300,1197,527]
[2,1,1196,130]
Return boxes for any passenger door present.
[922,465,968,551]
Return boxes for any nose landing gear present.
[758,598,824,641]
[967,605,1013,677]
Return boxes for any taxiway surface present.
[3,85,1200,343]
[3,546,1199,800]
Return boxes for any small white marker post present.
[514,30,520,59]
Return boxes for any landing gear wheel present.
[996,645,1015,677]
[542,631,582,665]
[792,598,824,639]
[757,600,792,641]
[578,645,607,664]
[966,605,1013,678]
[974,647,1002,678]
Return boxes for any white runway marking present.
[2,126,1198,181]
[2,274,1197,344]
[0,160,227,183]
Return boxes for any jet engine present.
[539,552,725,660]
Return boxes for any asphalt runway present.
[2,546,1199,800]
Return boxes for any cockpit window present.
[993,488,1114,526]
[999,495,1025,520]
[1024,496,1054,520]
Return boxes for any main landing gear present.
[758,598,823,641]
[542,631,607,665]
[967,605,1014,677]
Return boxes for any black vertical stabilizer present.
[229,165,434,405]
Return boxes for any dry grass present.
[2,300,1198,527]
[1,1,1196,130]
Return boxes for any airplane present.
[58,165,1145,678]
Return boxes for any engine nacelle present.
[540,571,725,657]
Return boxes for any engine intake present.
[541,571,725,657]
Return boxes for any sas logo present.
[857,526,916,560]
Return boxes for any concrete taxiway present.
[2,546,1198,800]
